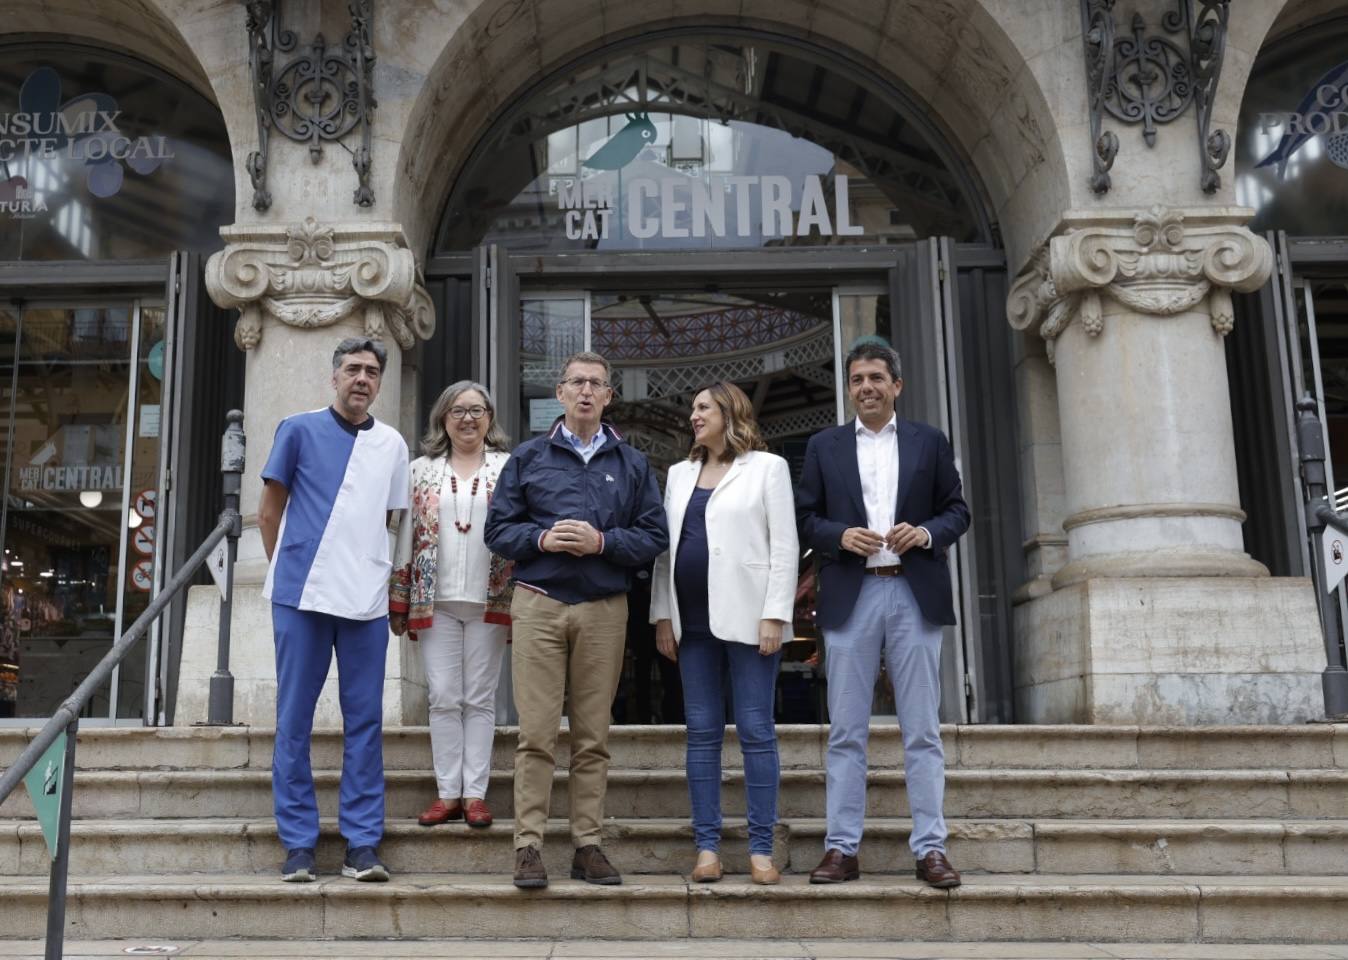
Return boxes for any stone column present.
[176,218,435,726]
[1005,206,1324,724]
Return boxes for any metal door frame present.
[436,242,1012,722]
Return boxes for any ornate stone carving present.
[1006,206,1271,362]
[205,217,435,350]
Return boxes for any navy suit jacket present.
[796,418,970,628]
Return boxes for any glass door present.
[0,299,167,723]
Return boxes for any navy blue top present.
[674,486,715,635]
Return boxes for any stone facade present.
[5,0,1335,725]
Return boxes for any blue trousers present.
[678,629,782,856]
[271,603,388,851]
[823,574,947,857]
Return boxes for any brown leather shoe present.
[417,798,462,826]
[915,850,962,888]
[570,844,622,885]
[808,848,860,884]
[464,798,492,828]
[513,845,548,889]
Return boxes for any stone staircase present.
[2,724,1348,943]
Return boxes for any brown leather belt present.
[864,565,904,577]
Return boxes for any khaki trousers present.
[510,587,628,850]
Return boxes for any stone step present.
[3,768,1345,821]
[3,724,1344,772]
[4,873,1347,942]
[5,816,1346,878]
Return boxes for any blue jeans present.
[678,629,782,856]
[271,603,389,851]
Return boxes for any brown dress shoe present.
[513,846,548,889]
[571,845,622,885]
[464,798,493,828]
[417,798,462,826]
[916,850,962,888]
[808,848,860,884]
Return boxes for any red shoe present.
[417,798,463,826]
[464,798,493,828]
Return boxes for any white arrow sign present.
[207,540,229,600]
[1323,528,1348,594]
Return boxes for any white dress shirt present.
[856,415,902,568]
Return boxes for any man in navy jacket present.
[796,338,970,888]
[485,351,667,889]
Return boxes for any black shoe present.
[281,847,316,883]
[570,844,622,885]
[514,845,548,889]
[342,845,389,882]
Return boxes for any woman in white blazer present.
[651,380,798,885]
[390,381,514,830]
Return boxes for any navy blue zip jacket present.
[484,420,669,604]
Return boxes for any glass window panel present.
[439,35,981,252]
[3,305,131,718]
[591,287,835,722]
[0,44,234,260]
[1236,18,1348,234]
[519,299,585,440]
[114,304,166,719]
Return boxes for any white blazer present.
[649,450,799,646]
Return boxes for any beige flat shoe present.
[690,852,723,883]
[749,856,780,885]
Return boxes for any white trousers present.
[420,601,508,800]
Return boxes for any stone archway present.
[392,0,1070,269]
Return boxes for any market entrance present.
[424,29,1020,723]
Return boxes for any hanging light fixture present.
[78,490,103,508]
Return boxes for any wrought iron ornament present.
[1079,0,1231,196]
[1082,0,1119,193]
[242,0,377,211]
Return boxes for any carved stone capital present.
[205,218,436,351]
[1007,206,1272,362]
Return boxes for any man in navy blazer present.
[796,338,970,888]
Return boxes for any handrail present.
[0,410,244,960]
[0,516,231,806]
[1296,395,1348,718]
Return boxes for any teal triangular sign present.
[22,732,66,860]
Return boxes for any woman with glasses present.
[651,381,798,885]
[391,381,514,829]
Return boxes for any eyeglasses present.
[560,376,611,391]
[448,405,488,421]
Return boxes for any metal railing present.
[1296,395,1348,718]
[0,410,245,960]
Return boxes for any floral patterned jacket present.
[389,450,514,633]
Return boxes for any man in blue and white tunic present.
[257,337,410,883]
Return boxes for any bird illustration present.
[582,113,657,171]
[1256,59,1348,177]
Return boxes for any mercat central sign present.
[555,174,867,242]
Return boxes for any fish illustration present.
[582,113,657,170]
[1256,60,1348,177]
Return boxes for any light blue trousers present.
[823,574,947,858]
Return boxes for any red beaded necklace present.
[449,473,480,534]
[443,453,485,534]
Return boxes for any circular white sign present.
[130,559,154,592]
[134,488,157,520]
